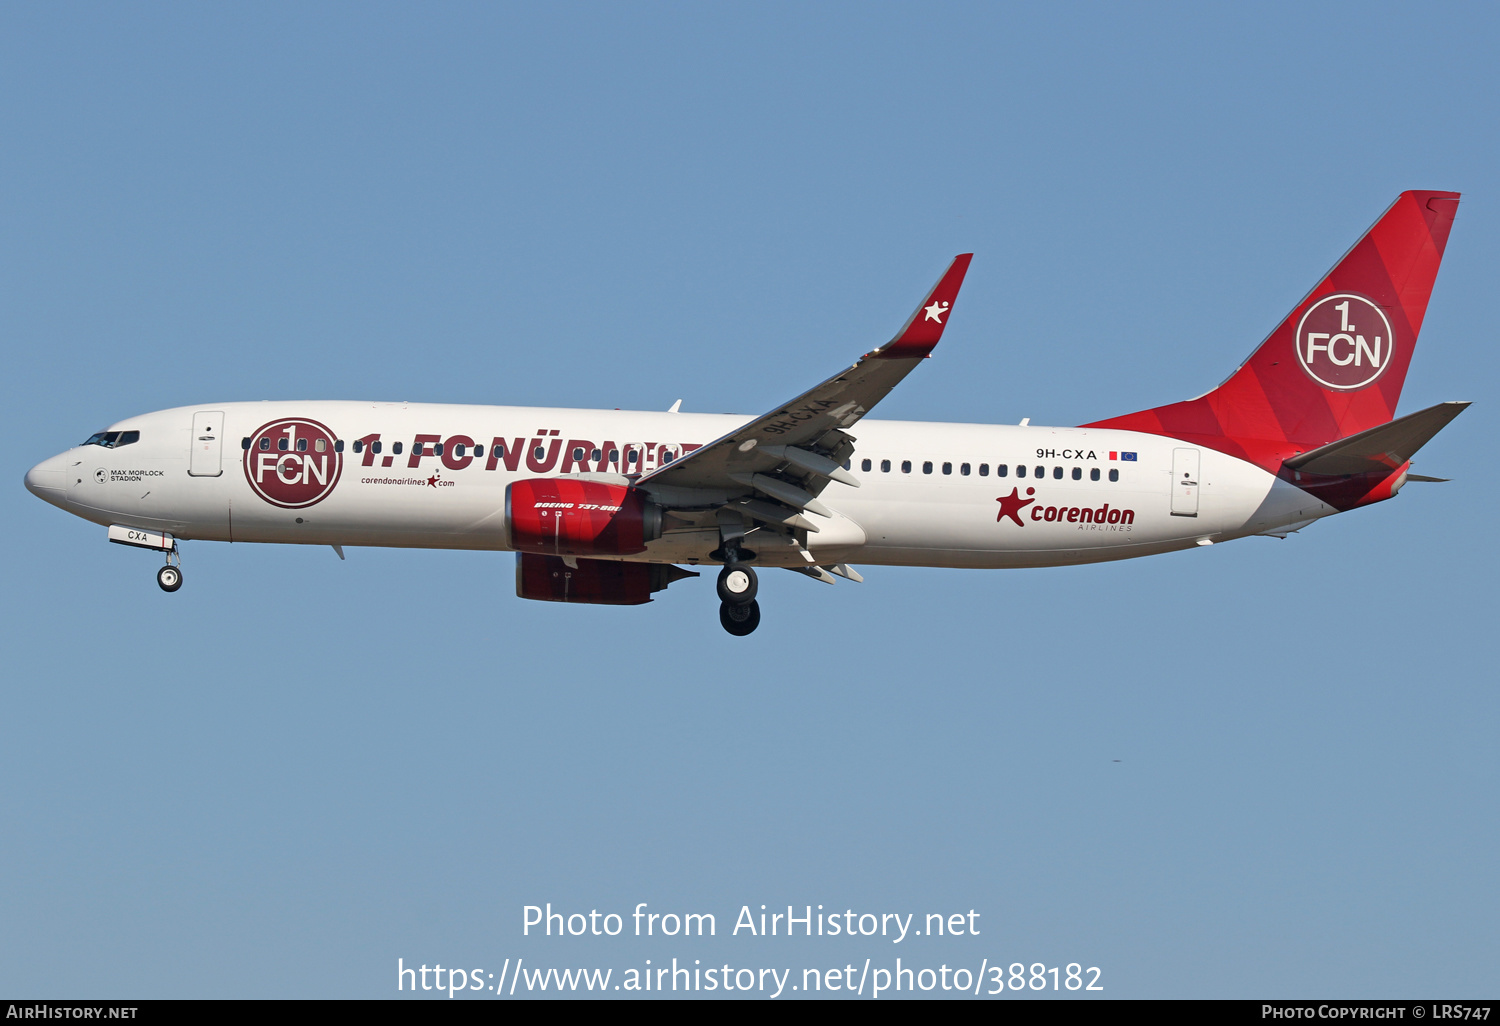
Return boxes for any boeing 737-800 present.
[24,191,1467,635]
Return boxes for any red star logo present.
[427,473,440,488]
[996,486,1035,526]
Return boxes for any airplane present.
[24,190,1466,636]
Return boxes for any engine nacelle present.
[505,479,662,556]
[515,553,697,605]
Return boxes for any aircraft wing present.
[635,254,972,519]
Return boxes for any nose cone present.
[25,454,69,509]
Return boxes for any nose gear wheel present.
[157,564,182,592]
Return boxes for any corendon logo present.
[244,418,343,508]
[1295,293,1394,391]
[997,487,1136,528]
[996,487,1036,525]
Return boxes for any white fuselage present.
[25,401,1335,568]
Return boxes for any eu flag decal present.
[1121,451,1137,461]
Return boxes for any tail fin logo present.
[1295,293,1394,391]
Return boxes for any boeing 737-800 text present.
[25,191,1467,635]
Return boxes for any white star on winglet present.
[923,300,950,323]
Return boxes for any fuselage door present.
[1171,447,1199,517]
[189,411,224,477]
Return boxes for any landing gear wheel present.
[716,562,758,605]
[719,599,761,636]
[157,565,182,592]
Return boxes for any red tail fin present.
[1085,191,1460,471]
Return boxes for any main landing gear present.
[156,547,182,592]
[711,517,761,636]
[715,558,760,636]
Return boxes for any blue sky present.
[3,2,1497,999]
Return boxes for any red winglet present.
[876,253,973,359]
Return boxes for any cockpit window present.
[82,430,139,448]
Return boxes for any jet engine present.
[515,553,697,605]
[505,479,663,556]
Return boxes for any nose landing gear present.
[156,545,182,592]
[157,564,182,592]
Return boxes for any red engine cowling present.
[505,479,662,556]
[515,553,697,605]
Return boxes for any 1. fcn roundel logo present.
[1295,293,1395,391]
[244,418,343,508]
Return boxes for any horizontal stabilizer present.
[1405,474,1450,483]
[1283,401,1469,476]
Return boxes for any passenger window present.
[454,443,465,457]
[960,463,970,476]
[353,440,363,453]
[413,442,425,456]
[996,464,1008,477]
[278,438,288,451]
[661,452,674,464]
[1036,465,1045,478]
[572,447,584,461]
[315,439,326,453]
[1090,468,1099,481]
[392,442,403,455]
[493,443,504,457]
[978,463,989,476]
[628,451,638,464]
[371,441,382,454]
[861,458,872,472]
[241,438,251,450]
[901,460,912,474]
[843,459,852,471]
[434,443,444,456]
[1052,466,1062,479]
[334,440,344,453]
[922,461,933,474]
[881,459,891,473]
[1109,468,1119,482]
[296,438,308,452]
[1071,467,1081,480]
[1016,465,1026,478]
[942,462,953,475]
[591,448,602,461]
[475,445,485,458]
